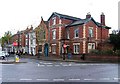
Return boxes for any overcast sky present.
[0,0,119,37]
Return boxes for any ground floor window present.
[73,43,80,54]
[88,43,95,53]
[38,45,42,53]
[52,44,56,54]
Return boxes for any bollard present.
[15,55,19,62]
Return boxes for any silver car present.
[0,51,6,60]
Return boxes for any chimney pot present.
[101,12,105,26]
[86,12,91,18]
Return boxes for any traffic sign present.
[13,42,18,46]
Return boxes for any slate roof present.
[48,12,111,29]
[48,12,81,21]
[66,17,111,29]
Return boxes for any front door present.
[44,43,49,56]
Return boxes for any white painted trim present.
[83,41,86,53]
[59,42,61,55]
[73,43,80,45]
[52,44,56,45]
[59,19,62,39]
[83,24,86,38]
[59,19,62,24]
[96,26,98,39]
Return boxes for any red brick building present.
[35,17,49,56]
[48,12,111,56]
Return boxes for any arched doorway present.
[44,43,49,56]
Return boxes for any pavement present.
[0,54,119,63]
[21,54,102,63]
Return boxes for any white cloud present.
[0,0,119,37]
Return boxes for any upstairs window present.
[89,27,93,37]
[52,29,56,39]
[52,17,56,25]
[74,28,79,38]
[67,30,70,39]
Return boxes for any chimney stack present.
[101,12,105,26]
[86,12,91,18]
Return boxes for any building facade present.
[9,12,111,57]
[48,12,110,56]
[35,17,49,56]
[24,26,33,54]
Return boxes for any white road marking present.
[39,62,43,64]
[43,63,53,65]
[37,64,40,66]
[0,78,1,80]
[55,65,60,67]
[84,78,95,80]
[53,79,64,81]
[2,64,14,66]
[7,78,16,80]
[74,63,109,66]
[99,78,110,80]
[69,79,80,81]
[113,78,120,80]
[38,65,45,67]
[20,79,32,81]
[36,79,49,81]
[46,65,53,67]
[62,65,69,66]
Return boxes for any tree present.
[109,31,120,52]
[1,31,12,48]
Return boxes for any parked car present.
[0,51,6,60]
[2,51,9,57]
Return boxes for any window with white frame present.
[88,43,95,53]
[26,34,28,38]
[88,27,93,37]
[52,44,56,54]
[67,30,70,39]
[73,43,80,54]
[52,29,56,39]
[52,17,56,25]
[26,39,28,45]
[74,28,79,38]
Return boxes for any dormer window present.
[52,17,56,25]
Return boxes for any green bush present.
[90,49,114,55]
[115,50,120,56]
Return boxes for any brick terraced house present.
[48,12,111,56]
[9,12,111,57]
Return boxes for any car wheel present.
[2,56,5,60]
